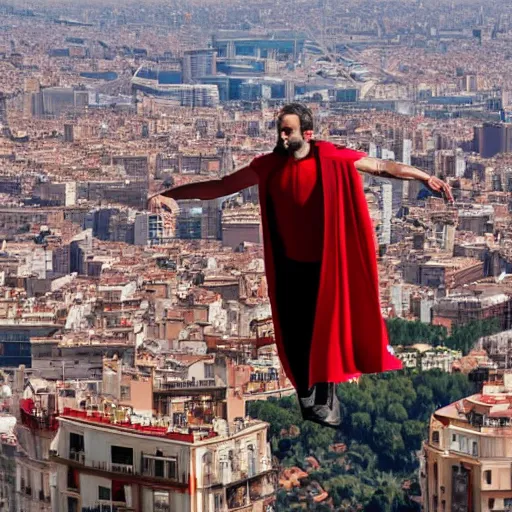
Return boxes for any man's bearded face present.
[278,114,305,154]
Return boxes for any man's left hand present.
[425,176,454,203]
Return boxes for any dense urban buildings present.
[0,0,511,510]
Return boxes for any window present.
[112,481,126,503]
[120,385,131,401]
[154,491,170,512]
[203,451,214,485]
[247,444,256,477]
[69,433,84,454]
[484,470,492,485]
[67,468,79,491]
[141,454,177,480]
[155,458,164,478]
[489,498,495,510]
[98,486,111,501]
[228,449,235,471]
[459,436,468,453]
[205,363,214,379]
[111,446,133,466]
[452,434,457,443]
[168,457,177,479]
[214,493,223,511]
[67,497,79,512]
[432,431,440,444]
[472,441,478,457]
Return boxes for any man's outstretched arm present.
[148,164,258,209]
[355,156,454,203]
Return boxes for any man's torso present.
[268,149,324,262]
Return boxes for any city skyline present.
[0,0,511,510]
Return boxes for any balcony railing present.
[203,472,220,486]
[87,459,135,475]
[19,399,59,431]
[111,463,134,475]
[228,505,254,512]
[90,504,135,512]
[450,417,512,431]
[482,418,512,429]
[69,450,85,464]
[154,379,217,391]
[141,455,177,480]
[54,451,190,488]
[154,505,171,512]
[202,462,272,488]
[202,468,249,488]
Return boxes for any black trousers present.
[275,257,324,398]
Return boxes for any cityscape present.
[1,0,512,511]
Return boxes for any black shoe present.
[299,383,341,429]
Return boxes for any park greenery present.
[247,318,496,511]
[385,317,501,355]
[248,370,478,511]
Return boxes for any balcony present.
[154,379,217,391]
[69,450,85,464]
[56,450,135,475]
[202,467,252,488]
[141,454,177,480]
[153,379,226,398]
[451,417,512,432]
[92,503,135,512]
[203,472,221,487]
[90,460,134,474]
[19,399,59,432]
[51,451,189,490]
[203,463,273,488]
[482,418,512,429]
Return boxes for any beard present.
[274,136,305,155]
[286,138,304,153]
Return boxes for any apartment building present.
[50,408,276,512]
[422,371,512,512]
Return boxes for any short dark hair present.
[277,103,314,133]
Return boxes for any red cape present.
[255,141,403,389]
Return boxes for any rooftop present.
[58,407,265,444]
[434,374,512,430]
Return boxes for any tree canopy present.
[248,369,478,511]
[386,317,500,355]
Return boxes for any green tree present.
[345,442,378,472]
[388,377,418,409]
[350,412,372,443]
[299,420,336,457]
[365,489,392,512]
[248,369,475,511]
[402,420,427,452]
[373,419,405,467]
[386,403,408,423]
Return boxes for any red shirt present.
[268,147,365,262]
